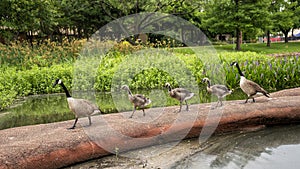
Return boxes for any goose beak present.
[52,82,57,87]
[230,62,236,66]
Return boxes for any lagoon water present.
[65,124,300,169]
[172,125,300,169]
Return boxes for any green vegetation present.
[0,0,299,130]
[1,0,299,51]
[214,42,300,54]
[0,39,83,68]
[0,40,300,129]
[1,41,300,111]
[0,64,73,109]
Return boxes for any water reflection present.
[0,94,72,129]
[174,125,300,169]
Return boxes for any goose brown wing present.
[80,99,100,110]
[174,88,191,94]
[132,94,148,105]
[211,85,231,95]
[247,79,269,96]
[173,88,194,100]
[72,99,100,116]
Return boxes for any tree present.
[202,0,271,50]
[99,0,205,44]
[0,0,61,44]
[272,0,298,43]
[291,0,300,37]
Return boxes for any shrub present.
[0,64,73,110]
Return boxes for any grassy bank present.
[1,41,300,111]
[214,41,300,54]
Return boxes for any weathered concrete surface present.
[1,88,300,169]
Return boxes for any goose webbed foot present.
[68,126,76,130]
[185,101,189,111]
[129,107,136,118]
[68,118,78,130]
[142,109,145,116]
[88,116,92,126]
[243,98,250,104]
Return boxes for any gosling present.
[53,79,101,129]
[165,83,194,112]
[202,78,232,109]
[230,62,270,103]
[121,85,151,118]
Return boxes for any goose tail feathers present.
[185,92,194,100]
[145,98,152,106]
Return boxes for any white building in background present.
[288,29,300,37]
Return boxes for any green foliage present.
[95,49,202,91]
[0,39,83,69]
[202,0,271,49]
[0,64,73,110]
[214,42,300,54]
[221,52,300,92]
[95,49,300,95]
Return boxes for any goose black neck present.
[167,85,172,92]
[127,89,133,96]
[207,80,211,88]
[60,82,72,98]
[235,63,244,77]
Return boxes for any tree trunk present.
[284,30,289,43]
[235,28,241,51]
[280,28,290,43]
[267,30,271,47]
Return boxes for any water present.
[65,124,300,169]
[0,93,72,129]
[0,88,246,130]
[174,125,300,169]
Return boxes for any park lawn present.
[173,41,300,55]
[213,41,300,54]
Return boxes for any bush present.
[0,39,83,69]
[0,64,73,110]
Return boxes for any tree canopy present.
[0,0,299,50]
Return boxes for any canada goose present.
[230,62,270,103]
[121,85,151,118]
[165,83,194,112]
[53,79,101,129]
[202,78,232,108]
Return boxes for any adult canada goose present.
[230,62,270,103]
[53,79,101,129]
[165,83,194,112]
[202,78,232,108]
[121,85,151,118]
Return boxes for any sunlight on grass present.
[214,42,300,54]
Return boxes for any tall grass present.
[221,52,300,91]
[0,40,300,110]
[0,38,85,69]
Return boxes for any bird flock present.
[53,61,270,129]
